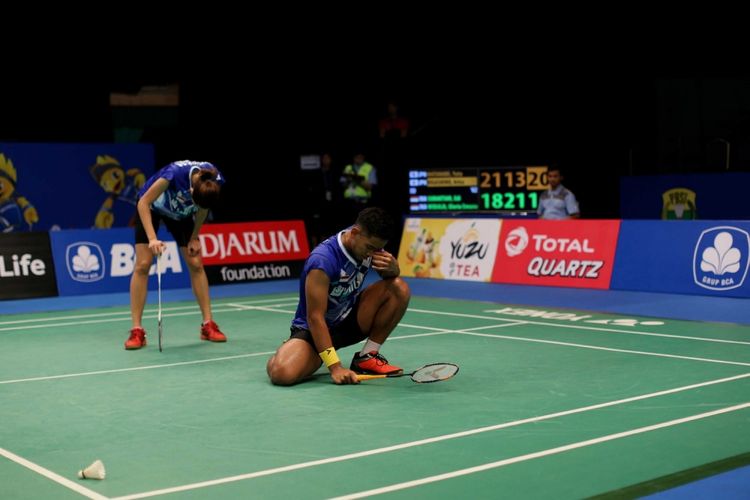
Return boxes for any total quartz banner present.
[491,219,621,289]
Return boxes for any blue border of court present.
[643,464,750,499]
[1,277,748,325]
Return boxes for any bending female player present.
[125,160,228,349]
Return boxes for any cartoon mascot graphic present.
[89,155,145,228]
[0,153,39,232]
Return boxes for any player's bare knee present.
[386,277,411,304]
[185,259,203,274]
[134,258,153,276]
[268,363,301,386]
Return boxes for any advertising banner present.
[49,228,189,296]
[398,218,501,281]
[620,173,750,220]
[491,220,621,289]
[198,221,309,285]
[0,232,58,300]
[0,143,154,231]
[612,220,750,297]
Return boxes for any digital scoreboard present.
[408,166,549,214]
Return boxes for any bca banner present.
[49,227,190,296]
[492,220,621,289]
[611,221,750,297]
[198,221,309,284]
[398,218,501,281]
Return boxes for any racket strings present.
[411,363,460,383]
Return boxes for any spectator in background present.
[340,152,377,219]
[379,100,410,139]
[308,152,339,246]
[537,166,580,220]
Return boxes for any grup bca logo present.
[66,242,105,282]
[505,227,529,257]
[693,226,750,291]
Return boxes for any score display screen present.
[408,166,548,214]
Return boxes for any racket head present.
[410,363,459,383]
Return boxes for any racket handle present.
[356,374,387,381]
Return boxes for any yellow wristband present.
[319,347,340,367]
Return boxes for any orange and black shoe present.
[350,351,403,375]
[200,320,227,342]
[125,327,147,350]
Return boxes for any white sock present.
[361,339,382,355]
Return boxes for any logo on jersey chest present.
[330,271,365,297]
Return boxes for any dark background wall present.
[3,74,749,225]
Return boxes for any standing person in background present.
[378,100,410,140]
[340,152,377,219]
[537,166,580,220]
[125,160,229,350]
[376,100,411,216]
[308,152,340,246]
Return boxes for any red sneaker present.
[125,327,147,350]
[350,351,402,375]
[200,320,227,342]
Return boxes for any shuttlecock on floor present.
[77,459,106,480]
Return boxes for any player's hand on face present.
[330,365,360,385]
[372,250,397,273]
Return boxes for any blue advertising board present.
[612,220,750,297]
[620,173,750,220]
[0,143,154,231]
[49,228,190,296]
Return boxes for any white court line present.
[0,447,106,500]
[333,402,750,499]
[460,331,750,367]
[0,296,298,326]
[4,317,743,385]
[408,307,750,346]
[4,302,746,349]
[397,321,528,333]
[0,302,299,333]
[398,323,750,368]
[0,304,299,333]
[0,352,274,385]
[111,372,750,500]
[225,297,297,307]
[0,329,472,386]
[227,303,297,314]
[0,308,239,333]
[388,323,525,340]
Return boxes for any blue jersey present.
[139,160,225,220]
[291,231,373,330]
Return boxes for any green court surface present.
[1,294,749,499]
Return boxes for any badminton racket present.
[357,363,459,383]
[157,253,163,352]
